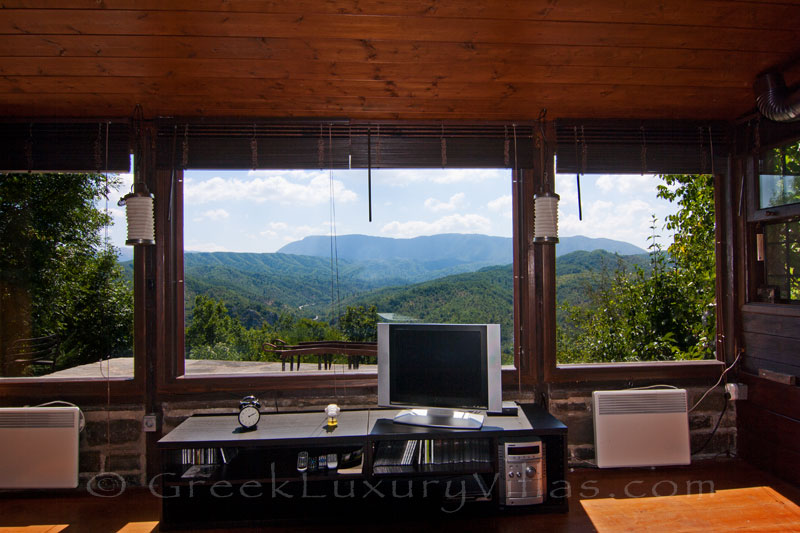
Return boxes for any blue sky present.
[104,168,679,254]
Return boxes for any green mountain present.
[557,250,651,308]
[121,236,651,334]
[278,233,647,261]
[342,264,515,362]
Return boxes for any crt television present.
[377,323,502,429]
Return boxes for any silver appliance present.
[498,437,545,506]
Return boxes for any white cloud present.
[381,213,492,238]
[194,208,230,222]
[260,222,330,242]
[596,173,658,194]
[559,198,671,249]
[184,241,232,253]
[381,168,507,187]
[424,192,466,212]
[555,173,579,207]
[184,173,357,206]
[487,194,511,213]
[247,169,321,181]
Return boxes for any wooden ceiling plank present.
[0,57,757,88]
[1,1,798,31]
[0,35,787,75]
[0,10,796,54]
[0,75,752,101]
[0,92,748,121]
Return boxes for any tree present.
[185,295,240,349]
[339,305,379,342]
[558,174,717,363]
[0,173,133,374]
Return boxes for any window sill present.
[159,367,522,398]
[742,302,800,318]
[546,359,724,383]
[0,376,140,403]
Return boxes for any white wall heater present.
[593,389,690,468]
[0,407,80,488]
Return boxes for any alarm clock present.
[238,396,261,430]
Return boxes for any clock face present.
[238,405,260,428]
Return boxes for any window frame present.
[745,133,800,307]
[0,172,143,404]
[542,155,726,383]
[154,163,535,397]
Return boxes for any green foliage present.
[185,295,241,349]
[339,305,379,342]
[0,173,133,373]
[345,265,515,364]
[558,175,717,363]
[760,138,800,208]
[184,297,344,362]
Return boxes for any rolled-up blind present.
[556,119,730,175]
[156,120,538,170]
[0,121,130,172]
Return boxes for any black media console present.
[157,403,567,530]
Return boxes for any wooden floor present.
[1,460,798,532]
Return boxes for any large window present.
[178,168,515,377]
[754,137,800,304]
[555,172,717,364]
[0,172,134,379]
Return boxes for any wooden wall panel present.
[737,374,800,487]
[741,308,800,377]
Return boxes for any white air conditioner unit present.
[593,389,690,468]
[0,406,80,488]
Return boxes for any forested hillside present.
[121,235,658,366]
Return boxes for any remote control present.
[326,453,338,469]
[296,451,308,473]
[309,457,318,472]
[318,455,327,469]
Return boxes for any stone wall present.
[79,405,146,488]
[62,381,734,489]
[547,383,736,465]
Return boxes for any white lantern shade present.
[533,192,559,243]
[124,194,155,245]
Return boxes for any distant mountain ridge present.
[277,233,646,261]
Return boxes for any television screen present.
[389,325,487,409]
[378,323,501,416]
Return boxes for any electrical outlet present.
[725,383,748,401]
[142,414,158,432]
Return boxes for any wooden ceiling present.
[0,0,798,122]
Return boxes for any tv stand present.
[158,404,567,531]
[392,408,485,429]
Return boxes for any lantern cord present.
[538,109,549,190]
[169,125,177,223]
[328,125,341,321]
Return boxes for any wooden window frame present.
[151,119,732,398]
[153,161,535,399]
[744,132,800,307]
[0,174,143,405]
[542,128,725,383]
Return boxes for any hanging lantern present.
[119,182,155,245]
[533,192,559,243]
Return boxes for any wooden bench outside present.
[262,340,377,371]
[6,334,60,375]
